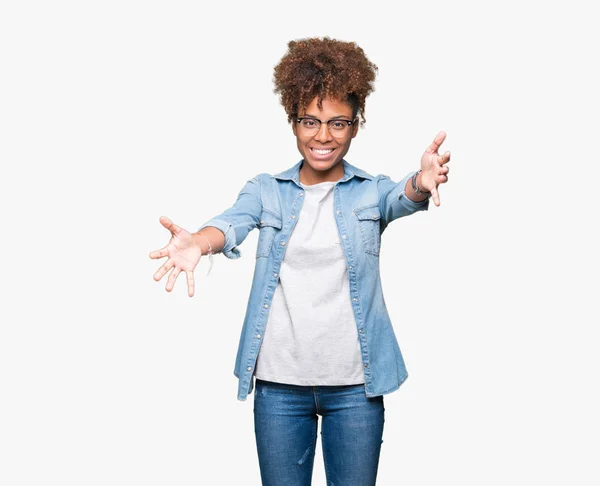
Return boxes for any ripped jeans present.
[253,379,385,486]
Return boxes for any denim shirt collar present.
[274,159,374,185]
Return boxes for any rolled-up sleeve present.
[377,172,429,226]
[198,176,263,259]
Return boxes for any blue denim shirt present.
[199,159,429,400]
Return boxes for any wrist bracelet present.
[411,170,431,196]
[197,232,214,276]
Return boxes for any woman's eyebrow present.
[300,114,351,120]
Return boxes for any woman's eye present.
[303,120,317,127]
[331,122,346,129]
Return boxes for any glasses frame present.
[295,117,357,137]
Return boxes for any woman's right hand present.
[149,216,203,297]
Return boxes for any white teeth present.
[313,149,334,155]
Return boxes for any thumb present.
[160,216,183,236]
[430,187,440,207]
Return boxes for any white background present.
[1,1,599,485]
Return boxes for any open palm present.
[149,216,202,296]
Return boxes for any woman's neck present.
[299,161,344,185]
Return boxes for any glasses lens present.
[328,120,351,137]
[299,119,320,133]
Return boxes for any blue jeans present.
[253,379,385,485]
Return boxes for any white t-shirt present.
[254,180,365,385]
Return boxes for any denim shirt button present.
[299,192,304,197]
[336,210,341,215]
[342,234,347,239]
[247,366,252,371]
[264,304,269,308]
[291,215,296,219]
[256,334,261,339]
[364,363,369,368]
[353,298,358,302]
[359,329,364,333]
[273,273,278,278]
[281,241,286,246]
[349,266,353,270]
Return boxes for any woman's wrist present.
[410,169,430,197]
[192,232,211,256]
[415,170,430,195]
[192,226,226,256]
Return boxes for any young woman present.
[150,37,450,486]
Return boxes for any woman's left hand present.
[419,131,451,207]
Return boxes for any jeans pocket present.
[354,204,382,256]
[256,209,282,258]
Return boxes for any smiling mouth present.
[310,148,336,158]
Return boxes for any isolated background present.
[1,1,599,485]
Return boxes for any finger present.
[440,150,451,166]
[438,163,449,183]
[430,186,441,207]
[149,245,169,260]
[186,270,195,297]
[424,131,447,155]
[153,259,174,281]
[159,216,183,236]
[165,267,181,292]
[435,152,450,170]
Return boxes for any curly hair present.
[273,37,378,126]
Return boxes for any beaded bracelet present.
[197,232,214,276]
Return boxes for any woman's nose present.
[314,122,333,143]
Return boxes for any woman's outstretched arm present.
[150,176,263,297]
[377,131,451,225]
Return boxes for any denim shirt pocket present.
[354,204,382,256]
[256,209,282,258]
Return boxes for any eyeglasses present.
[296,117,356,138]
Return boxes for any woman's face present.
[293,97,359,184]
